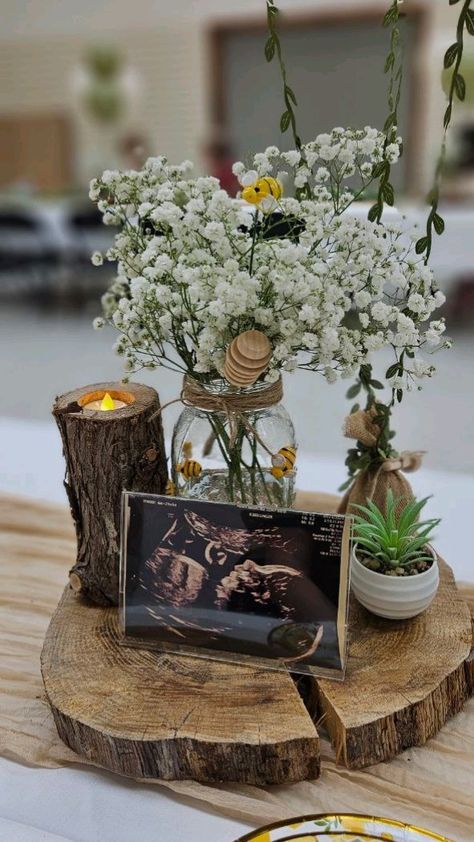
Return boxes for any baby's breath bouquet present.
[92,132,446,390]
[90,130,446,505]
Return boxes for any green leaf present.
[264,36,275,62]
[443,42,459,68]
[449,0,462,5]
[383,4,399,26]
[454,73,466,101]
[386,362,401,379]
[280,110,291,132]
[346,382,361,399]
[372,161,388,178]
[359,363,372,384]
[368,203,381,222]
[415,236,428,255]
[350,403,360,414]
[355,536,386,555]
[385,489,395,528]
[353,500,390,534]
[396,388,403,403]
[382,181,395,206]
[370,379,384,390]
[285,85,297,106]
[397,497,429,535]
[385,52,395,73]
[466,9,474,35]
[432,212,445,235]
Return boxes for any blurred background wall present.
[0,0,473,480]
[0,0,467,190]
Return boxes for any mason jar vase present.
[171,380,296,507]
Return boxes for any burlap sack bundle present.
[337,407,424,518]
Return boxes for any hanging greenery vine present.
[264,0,471,490]
[265,0,302,150]
[416,0,474,262]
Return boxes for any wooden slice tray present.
[41,492,473,785]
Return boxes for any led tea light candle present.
[81,390,129,412]
[53,381,167,605]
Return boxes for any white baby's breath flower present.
[88,179,101,201]
[319,145,338,161]
[315,133,331,146]
[101,169,118,186]
[232,161,246,177]
[324,367,338,384]
[281,150,301,167]
[91,251,104,267]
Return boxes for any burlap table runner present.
[1,493,473,840]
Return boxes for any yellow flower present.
[242,176,283,205]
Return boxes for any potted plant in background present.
[351,490,440,619]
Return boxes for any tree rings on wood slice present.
[41,587,320,785]
[224,330,272,387]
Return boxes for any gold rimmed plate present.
[234,814,454,842]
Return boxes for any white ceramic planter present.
[351,544,439,620]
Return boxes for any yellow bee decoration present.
[271,445,297,479]
[165,478,176,496]
[241,176,283,206]
[177,459,202,479]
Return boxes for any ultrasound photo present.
[120,493,351,678]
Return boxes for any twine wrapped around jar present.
[152,374,284,457]
[337,407,425,518]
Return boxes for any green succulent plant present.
[352,490,440,571]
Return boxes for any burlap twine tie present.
[337,407,425,517]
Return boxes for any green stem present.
[248,209,259,275]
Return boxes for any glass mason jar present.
[171,380,296,507]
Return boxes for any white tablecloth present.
[0,416,472,842]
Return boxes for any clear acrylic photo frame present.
[119,491,352,681]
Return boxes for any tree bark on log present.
[53,382,167,605]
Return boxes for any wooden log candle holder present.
[53,382,167,606]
